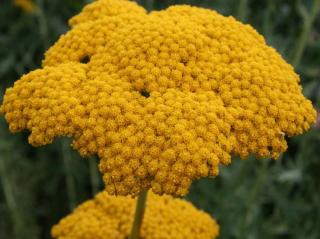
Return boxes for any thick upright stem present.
[129,190,148,239]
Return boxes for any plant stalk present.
[291,0,320,67]
[145,0,155,12]
[89,157,100,196]
[0,156,24,238]
[61,140,77,210]
[237,0,248,22]
[129,190,148,239]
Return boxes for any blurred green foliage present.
[0,0,319,238]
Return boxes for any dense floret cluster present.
[51,191,219,239]
[1,0,316,196]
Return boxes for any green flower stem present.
[239,159,268,237]
[145,0,155,12]
[291,0,320,68]
[0,156,23,238]
[129,190,148,239]
[262,0,274,39]
[35,0,49,49]
[61,140,77,210]
[89,157,100,196]
[237,0,248,22]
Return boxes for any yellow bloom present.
[51,191,219,239]
[14,0,36,12]
[1,0,316,196]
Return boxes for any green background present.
[0,0,320,238]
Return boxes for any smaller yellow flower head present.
[51,191,219,239]
[13,0,36,12]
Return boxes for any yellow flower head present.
[1,0,316,196]
[14,0,36,12]
[51,191,219,239]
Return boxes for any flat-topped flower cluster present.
[1,0,316,196]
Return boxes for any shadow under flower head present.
[51,191,219,239]
[0,0,316,196]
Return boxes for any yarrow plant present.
[0,0,316,238]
